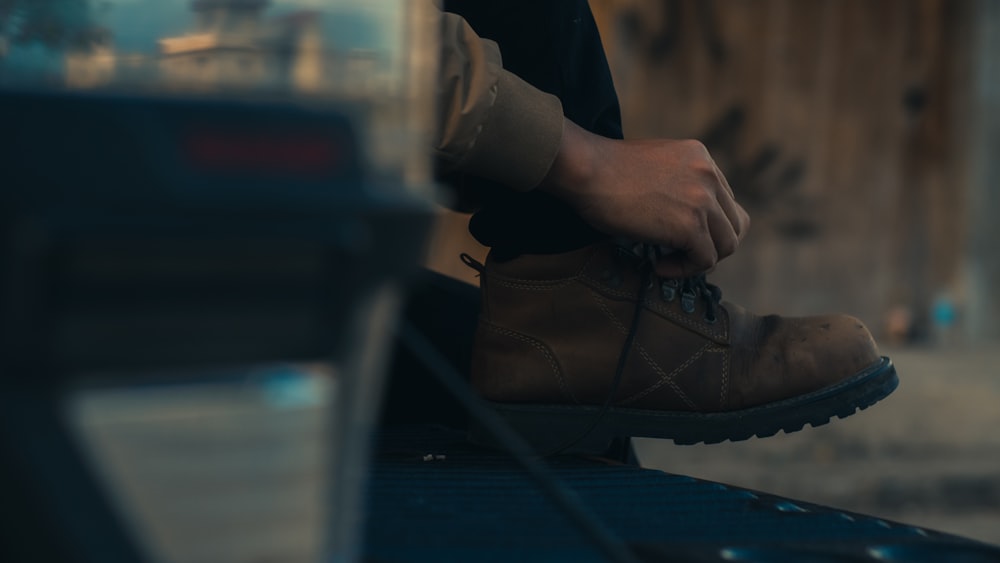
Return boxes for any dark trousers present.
[383,4,635,460]
[442,0,623,258]
[382,3,627,432]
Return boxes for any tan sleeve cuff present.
[456,70,564,191]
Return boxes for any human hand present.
[541,119,750,278]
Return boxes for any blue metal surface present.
[367,425,1000,563]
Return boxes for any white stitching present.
[712,347,729,409]
[481,321,577,403]
[490,274,579,285]
[483,247,600,289]
[626,346,706,408]
[492,279,574,291]
[590,291,701,409]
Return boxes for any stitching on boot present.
[492,278,574,291]
[485,246,599,288]
[481,320,578,404]
[590,291,700,410]
[580,276,727,341]
[625,345,706,408]
[712,347,729,410]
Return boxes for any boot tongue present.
[617,241,724,313]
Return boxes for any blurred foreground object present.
[0,0,439,188]
[0,1,437,562]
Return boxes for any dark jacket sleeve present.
[435,11,564,191]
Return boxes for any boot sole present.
[469,357,898,455]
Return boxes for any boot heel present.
[468,403,618,456]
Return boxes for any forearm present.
[435,12,565,191]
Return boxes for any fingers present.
[654,255,695,279]
[654,169,743,277]
[685,221,719,273]
[655,208,743,278]
[711,158,736,200]
[715,187,750,244]
[564,136,751,279]
[699,143,749,243]
[710,161,750,242]
[706,202,739,259]
[654,252,718,278]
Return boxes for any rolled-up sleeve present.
[435,12,565,191]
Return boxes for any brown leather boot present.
[464,240,897,454]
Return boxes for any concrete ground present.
[635,345,1000,545]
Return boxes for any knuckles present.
[678,139,709,157]
[717,236,738,258]
[683,185,716,209]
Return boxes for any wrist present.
[539,118,603,200]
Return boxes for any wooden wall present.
[426,0,978,341]
[587,0,975,338]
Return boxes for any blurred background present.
[3,0,998,554]
[426,0,1000,546]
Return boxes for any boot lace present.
[547,242,723,455]
[659,275,723,323]
[619,242,723,324]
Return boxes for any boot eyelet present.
[704,312,718,324]
[661,281,677,302]
[602,268,624,289]
[680,291,697,313]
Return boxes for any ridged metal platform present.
[366,425,1000,563]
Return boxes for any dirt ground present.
[635,345,1000,545]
